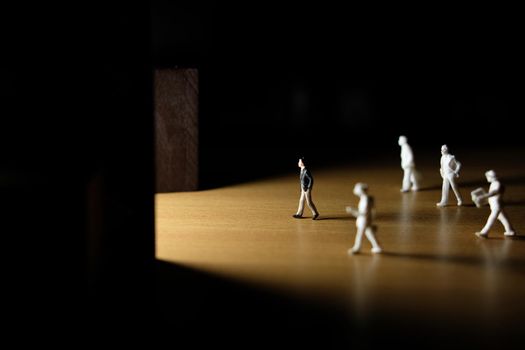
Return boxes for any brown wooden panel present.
[155,68,198,192]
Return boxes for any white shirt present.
[488,181,502,209]
[440,154,459,176]
[400,144,414,169]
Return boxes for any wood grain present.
[156,150,525,329]
[154,68,198,192]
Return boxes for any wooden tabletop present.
[156,149,525,332]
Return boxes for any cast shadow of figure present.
[417,178,490,192]
[380,250,525,276]
[459,175,525,191]
[492,235,525,241]
[416,184,444,191]
[417,179,492,192]
[504,200,525,207]
[316,216,353,221]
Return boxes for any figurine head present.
[485,170,497,182]
[353,182,368,196]
[398,135,407,146]
[298,157,305,168]
[441,144,449,155]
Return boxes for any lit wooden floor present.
[156,150,525,329]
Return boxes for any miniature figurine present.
[346,183,382,254]
[293,157,320,220]
[474,170,516,238]
[398,135,419,192]
[436,144,463,207]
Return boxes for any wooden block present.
[155,68,199,192]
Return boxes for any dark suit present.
[300,168,314,191]
[296,167,319,216]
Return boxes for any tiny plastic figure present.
[436,144,463,207]
[346,183,382,254]
[398,135,419,192]
[474,170,516,238]
[293,157,320,220]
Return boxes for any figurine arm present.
[366,198,373,218]
[448,157,460,176]
[455,160,461,175]
[401,148,413,168]
[345,206,358,217]
[480,191,498,200]
[405,150,414,167]
[479,183,500,199]
[303,171,313,191]
[402,157,413,169]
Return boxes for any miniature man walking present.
[398,135,419,192]
[346,183,382,254]
[293,157,320,220]
[475,170,516,238]
[436,144,463,207]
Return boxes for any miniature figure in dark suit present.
[293,158,320,220]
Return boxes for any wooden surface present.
[156,150,525,331]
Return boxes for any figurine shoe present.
[504,231,516,237]
[312,213,319,220]
[371,247,382,254]
[348,247,360,255]
[475,232,488,238]
[292,214,303,219]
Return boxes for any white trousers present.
[352,217,381,251]
[440,174,463,204]
[480,207,514,234]
[296,189,319,216]
[402,166,418,190]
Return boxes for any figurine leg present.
[437,178,449,206]
[410,170,419,191]
[365,226,382,253]
[296,191,306,216]
[498,211,516,236]
[401,168,411,192]
[304,189,319,217]
[448,176,463,205]
[479,209,499,236]
[350,227,365,254]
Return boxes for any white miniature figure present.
[474,170,516,238]
[398,135,419,192]
[346,183,382,254]
[293,157,320,220]
[436,144,463,207]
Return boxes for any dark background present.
[2,1,523,348]
[2,2,154,345]
[153,0,524,186]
